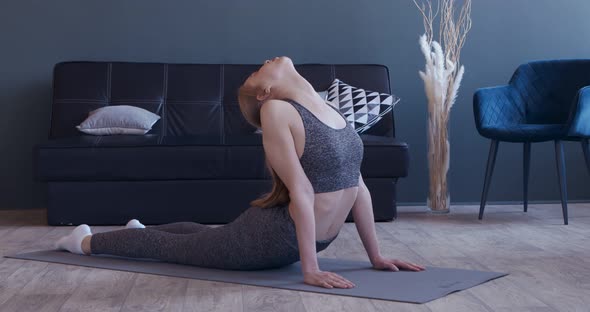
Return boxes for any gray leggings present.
[90,204,338,270]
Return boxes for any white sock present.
[125,219,145,229]
[54,224,92,255]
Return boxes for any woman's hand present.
[303,270,355,289]
[371,256,426,272]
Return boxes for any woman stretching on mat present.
[54,56,425,289]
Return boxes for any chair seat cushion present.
[479,124,568,142]
[35,134,409,181]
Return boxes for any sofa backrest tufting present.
[50,61,395,139]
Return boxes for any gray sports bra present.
[282,98,364,193]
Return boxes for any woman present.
[55,56,425,289]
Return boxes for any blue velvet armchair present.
[473,60,590,225]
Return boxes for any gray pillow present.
[76,105,161,135]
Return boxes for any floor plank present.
[0,263,92,312]
[299,291,377,312]
[119,274,188,312]
[182,280,243,312]
[59,269,137,312]
[242,286,306,312]
[0,259,50,306]
[0,204,588,312]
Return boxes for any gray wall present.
[1,0,589,210]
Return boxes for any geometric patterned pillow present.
[326,79,400,133]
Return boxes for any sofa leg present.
[582,138,590,177]
[554,140,569,225]
[523,142,531,213]
[479,140,499,220]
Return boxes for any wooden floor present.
[0,203,589,312]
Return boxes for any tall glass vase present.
[426,113,451,213]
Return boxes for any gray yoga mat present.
[4,250,507,304]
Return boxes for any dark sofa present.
[34,61,409,226]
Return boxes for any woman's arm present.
[352,173,427,272]
[351,173,382,264]
[289,194,319,273]
[260,100,319,272]
[260,100,356,287]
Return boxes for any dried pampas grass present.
[413,0,472,212]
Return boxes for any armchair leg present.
[582,138,590,177]
[523,142,531,212]
[479,140,499,220]
[554,140,569,225]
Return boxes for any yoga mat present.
[4,250,507,304]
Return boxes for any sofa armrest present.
[473,85,525,136]
[358,134,409,178]
[567,85,590,137]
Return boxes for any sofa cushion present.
[35,134,408,182]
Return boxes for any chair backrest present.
[509,59,590,124]
[50,62,395,139]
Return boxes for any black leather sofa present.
[34,61,409,226]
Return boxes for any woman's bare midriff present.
[312,187,359,241]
